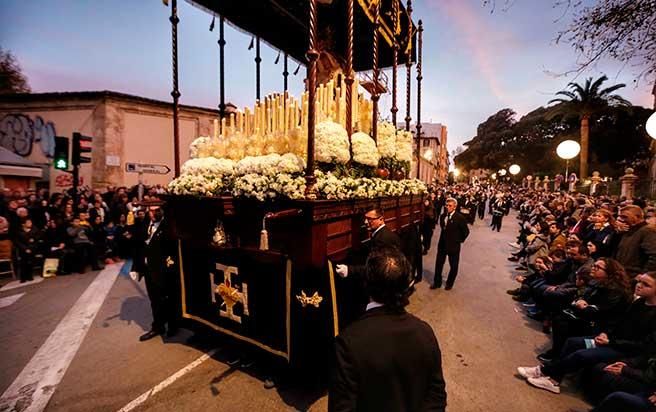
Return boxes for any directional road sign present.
[125,162,171,175]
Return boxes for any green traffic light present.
[55,159,68,170]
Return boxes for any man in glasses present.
[335,208,401,278]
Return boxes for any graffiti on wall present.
[0,114,56,158]
[55,174,84,188]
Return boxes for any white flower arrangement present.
[377,122,397,158]
[235,153,305,177]
[315,121,350,164]
[314,171,427,200]
[168,173,223,196]
[351,132,380,167]
[189,136,214,159]
[395,129,414,163]
[181,157,235,176]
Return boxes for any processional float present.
[163,0,425,369]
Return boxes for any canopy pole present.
[170,0,181,177]
[416,20,423,179]
[218,16,226,128]
[255,37,261,101]
[345,0,355,158]
[305,0,319,199]
[371,0,380,143]
[391,0,399,127]
[404,0,413,132]
[283,53,289,93]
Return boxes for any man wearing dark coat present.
[329,248,447,412]
[139,204,179,341]
[431,198,470,290]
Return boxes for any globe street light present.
[498,168,507,176]
[453,168,461,177]
[556,140,581,177]
[422,147,433,161]
[647,111,656,139]
[509,164,521,175]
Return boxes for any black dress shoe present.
[139,330,162,342]
[429,283,441,290]
[445,285,453,290]
[166,327,178,338]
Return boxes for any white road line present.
[0,264,120,412]
[0,276,44,292]
[0,293,25,309]
[117,348,219,412]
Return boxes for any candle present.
[213,119,219,139]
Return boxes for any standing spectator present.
[67,215,101,273]
[422,197,436,255]
[329,248,447,412]
[15,218,40,282]
[491,195,505,232]
[431,198,470,290]
[614,205,656,276]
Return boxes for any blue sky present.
[1,0,652,152]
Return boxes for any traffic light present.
[72,132,92,165]
[53,136,69,170]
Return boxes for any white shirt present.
[371,223,386,238]
[366,301,384,311]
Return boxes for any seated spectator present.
[517,271,656,395]
[587,209,615,257]
[89,215,108,263]
[67,215,102,273]
[548,221,567,253]
[614,205,656,276]
[44,219,72,275]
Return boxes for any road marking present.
[0,264,120,412]
[0,276,44,292]
[0,293,25,309]
[117,348,219,412]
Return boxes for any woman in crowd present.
[586,209,616,257]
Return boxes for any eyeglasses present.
[365,215,382,221]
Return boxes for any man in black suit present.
[139,204,179,341]
[335,208,401,278]
[431,198,470,290]
[329,248,447,412]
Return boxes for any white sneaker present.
[527,376,560,394]
[517,366,543,379]
[508,242,521,248]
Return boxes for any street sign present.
[125,162,171,175]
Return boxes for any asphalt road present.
[0,212,591,412]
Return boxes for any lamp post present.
[509,164,520,176]
[557,140,581,178]
[647,111,656,139]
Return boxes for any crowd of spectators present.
[0,185,166,283]
[505,188,656,411]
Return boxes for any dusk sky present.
[1,0,653,153]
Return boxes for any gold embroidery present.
[296,290,323,308]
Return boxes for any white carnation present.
[189,136,213,159]
[351,132,380,167]
[395,130,414,162]
[377,122,397,158]
[181,157,235,176]
[315,121,350,164]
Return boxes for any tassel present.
[293,63,301,75]
[259,229,269,250]
[248,37,255,50]
[274,51,281,64]
[209,14,215,31]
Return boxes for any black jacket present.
[329,306,447,412]
[438,212,469,253]
[369,225,402,251]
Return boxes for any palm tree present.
[548,75,631,178]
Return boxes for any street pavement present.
[0,212,591,412]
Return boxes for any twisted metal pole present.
[404,0,413,132]
[391,0,399,127]
[371,0,380,143]
[218,16,226,126]
[255,37,261,101]
[345,0,355,159]
[416,20,423,179]
[305,0,319,199]
[170,0,181,177]
[283,53,289,93]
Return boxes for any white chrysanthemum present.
[377,122,397,158]
[278,153,306,175]
[351,132,380,167]
[189,136,213,159]
[315,121,350,164]
[168,174,222,196]
[181,157,235,176]
[395,129,414,162]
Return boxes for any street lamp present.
[422,147,433,161]
[453,168,461,177]
[509,164,521,175]
[556,140,581,177]
[647,111,656,139]
[498,168,507,176]
[491,173,497,180]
